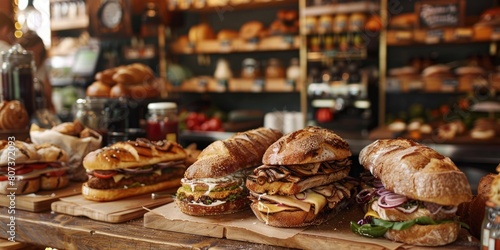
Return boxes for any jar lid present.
[148,102,177,110]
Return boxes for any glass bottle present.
[488,202,500,250]
[482,201,497,250]
[146,102,178,142]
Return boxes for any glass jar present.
[146,102,178,142]
[241,58,260,79]
[1,44,36,117]
[265,58,285,79]
[74,98,110,136]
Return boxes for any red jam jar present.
[146,102,178,142]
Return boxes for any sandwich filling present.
[176,168,252,207]
[86,160,186,190]
[351,174,466,238]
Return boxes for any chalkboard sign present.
[416,0,465,28]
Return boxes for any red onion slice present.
[441,206,458,214]
[395,203,419,214]
[377,193,407,208]
[356,188,375,204]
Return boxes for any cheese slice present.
[260,190,327,214]
[257,202,300,213]
[113,174,125,183]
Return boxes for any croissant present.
[0,100,29,130]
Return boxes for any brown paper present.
[144,203,479,250]
[30,124,102,181]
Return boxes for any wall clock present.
[88,0,132,38]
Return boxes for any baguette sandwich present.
[82,138,187,201]
[175,127,282,216]
[246,126,358,227]
[352,138,472,246]
[0,141,70,194]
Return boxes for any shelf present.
[168,0,297,12]
[171,77,300,93]
[50,16,88,31]
[303,2,380,16]
[307,48,367,61]
[170,36,300,54]
[387,26,500,46]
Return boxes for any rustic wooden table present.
[0,207,291,249]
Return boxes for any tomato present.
[206,117,223,131]
[29,163,49,170]
[45,169,67,177]
[0,176,8,181]
[195,113,208,124]
[15,167,33,175]
[316,108,333,123]
[186,119,198,130]
[92,170,117,179]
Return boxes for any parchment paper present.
[30,124,102,181]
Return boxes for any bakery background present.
[0,0,499,192]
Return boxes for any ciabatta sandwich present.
[246,126,358,227]
[82,138,187,201]
[175,127,282,216]
[0,141,70,194]
[352,138,472,246]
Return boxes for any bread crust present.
[263,126,351,166]
[35,143,69,163]
[0,178,40,195]
[384,222,460,246]
[175,195,249,216]
[184,127,282,179]
[0,140,40,166]
[83,139,187,170]
[250,201,329,227]
[246,167,350,195]
[359,139,472,206]
[40,175,70,190]
[82,178,181,201]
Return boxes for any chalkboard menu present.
[416,0,465,28]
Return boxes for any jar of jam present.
[146,102,178,142]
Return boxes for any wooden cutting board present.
[144,202,478,250]
[0,181,82,212]
[51,190,175,223]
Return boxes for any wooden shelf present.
[387,26,500,46]
[307,48,367,61]
[168,0,297,12]
[171,77,300,93]
[50,16,88,31]
[170,35,300,54]
[303,2,379,16]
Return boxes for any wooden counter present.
[0,208,289,249]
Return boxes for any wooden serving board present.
[144,203,478,250]
[0,181,82,212]
[51,191,175,223]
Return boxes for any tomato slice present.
[15,167,33,175]
[29,163,49,170]
[0,175,8,181]
[93,170,118,179]
[45,169,66,177]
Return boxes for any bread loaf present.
[0,100,30,130]
[263,126,351,166]
[184,127,282,179]
[359,139,472,206]
[83,139,186,170]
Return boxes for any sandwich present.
[246,126,357,227]
[175,127,282,216]
[82,138,187,201]
[352,138,472,246]
[0,141,70,195]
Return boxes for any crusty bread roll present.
[184,127,283,179]
[86,81,111,98]
[83,139,187,170]
[359,139,472,206]
[35,143,69,163]
[188,23,215,43]
[250,202,330,228]
[177,127,282,216]
[0,140,39,165]
[51,120,85,137]
[263,126,351,166]
[41,175,69,190]
[0,178,41,195]
[0,100,30,130]
[385,223,460,247]
[109,83,130,98]
[239,21,264,40]
[217,29,239,41]
[95,68,118,85]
